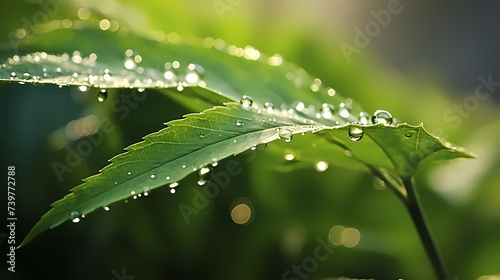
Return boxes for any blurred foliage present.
[1,1,499,280]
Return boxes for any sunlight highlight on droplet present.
[315,161,329,172]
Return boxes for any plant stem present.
[403,177,448,280]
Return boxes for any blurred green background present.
[1,0,499,279]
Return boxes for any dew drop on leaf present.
[359,112,370,125]
[181,164,187,169]
[197,166,213,186]
[371,110,393,125]
[240,95,253,108]
[78,85,88,92]
[236,120,243,126]
[339,103,351,118]
[321,103,335,119]
[405,132,412,139]
[97,90,107,102]
[103,206,110,211]
[264,102,274,113]
[348,126,364,141]
[295,101,305,111]
[70,211,82,223]
[150,174,156,179]
[315,161,329,172]
[278,128,293,142]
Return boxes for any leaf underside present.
[0,21,474,247]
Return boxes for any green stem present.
[403,177,448,280]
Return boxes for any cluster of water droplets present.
[236,94,401,145]
[347,109,396,142]
[0,48,208,101]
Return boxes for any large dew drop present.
[197,166,213,186]
[348,126,364,141]
[371,110,393,125]
[264,102,274,113]
[240,95,253,108]
[321,103,335,119]
[278,128,293,142]
[70,210,82,223]
[339,103,351,118]
[359,112,370,125]
[236,120,243,126]
[97,90,107,102]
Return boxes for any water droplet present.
[264,102,274,113]
[250,145,257,151]
[181,164,186,169]
[97,90,107,102]
[279,128,293,142]
[70,210,82,223]
[295,101,305,111]
[124,59,135,69]
[166,176,171,180]
[131,191,136,195]
[197,166,213,186]
[348,126,364,141]
[211,162,218,167]
[339,103,351,118]
[315,161,329,172]
[371,110,393,125]
[170,189,176,194]
[321,103,336,119]
[359,112,370,125]
[240,95,253,108]
[127,171,132,175]
[236,120,243,126]
[78,85,88,92]
[200,133,205,138]
[103,206,110,211]
[150,174,156,179]
[284,153,295,161]
[405,132,412,139]
[185,63,205,84]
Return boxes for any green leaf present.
[4,23,474,247]
[0,22,361,118]
[18,101,473,247]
